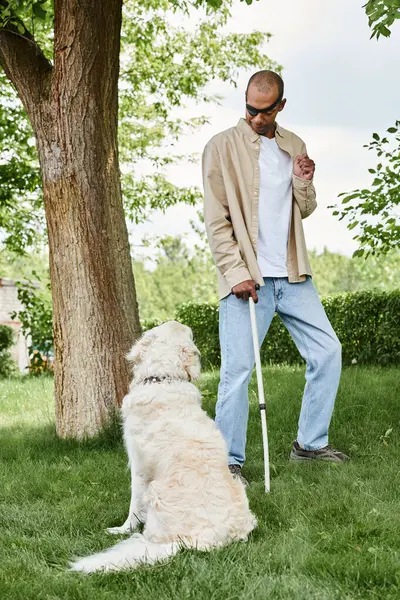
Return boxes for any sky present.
[130,0,400,262]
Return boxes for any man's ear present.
[278,98,286,112]
[126,331,155,366]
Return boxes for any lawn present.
[0,367,399,600]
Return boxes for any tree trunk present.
[0,0,141,438]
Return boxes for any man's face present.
[245,83,286,136]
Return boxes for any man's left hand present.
[293,153,315,181]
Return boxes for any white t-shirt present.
[257,135,293,277]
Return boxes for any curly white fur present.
[70,321,256,573]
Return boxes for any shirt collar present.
[236,117,284,143]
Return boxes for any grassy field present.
[0,367,399,600]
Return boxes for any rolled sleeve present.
[202,143,251,289]
[292,142,317,219]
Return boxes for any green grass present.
[0,367,399,600]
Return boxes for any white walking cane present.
[249,287,270,493]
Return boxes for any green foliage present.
[0,323,15,377]
[0,1,52,254]
[363,0,400,39]
[0,248,50,285]
[0,0,277,253]
[119,0,277,224]
[0,1,50,33]
[175,302,220,368]
[332,124,400,257]
[164,290,400,370]
[0,72,45,254]
[0,350,15,377]
[2,238,399,358]
[0,323,13,349]
[134,234,218,321]
[323,290,400,366]
[309,248,400,296]
[11,280,53,374]
[135,233,400,323]
[134,229,400,329]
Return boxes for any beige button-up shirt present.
[202,117,317,300]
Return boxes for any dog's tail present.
[69,533,179,574]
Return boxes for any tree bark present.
[0,0,141,438]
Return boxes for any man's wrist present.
[225,266,252,291]
[293,174,314,186]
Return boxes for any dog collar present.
[142,375,175,385]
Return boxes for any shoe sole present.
[290,452,346,463]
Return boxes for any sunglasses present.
[246,95,283,117]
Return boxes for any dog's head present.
[127,321,201,383]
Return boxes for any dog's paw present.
[106,525,132,535]
[106,518,140,535]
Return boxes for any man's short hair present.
[246,70,284,99]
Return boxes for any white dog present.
[70,321,256,573]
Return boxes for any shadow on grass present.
[0,414,124,464]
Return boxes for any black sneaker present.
[228,464,249,487]
[290,440,350,463]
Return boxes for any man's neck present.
[261,123,277,139]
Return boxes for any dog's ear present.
[126,331,155,366]
[180,344,201,381]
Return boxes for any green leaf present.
[387,127,397,134]
[33,3,47,20]
[379,24,391,37]
[372,133,380,141]
[352,249,364,258]
[342,193,360,203]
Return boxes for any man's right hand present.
[231,280,259,303]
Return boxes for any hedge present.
[142,290,400,370]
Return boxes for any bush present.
[141,308,221,369]
[175,303,220,369]
[0,324,16,377]
[144,290,400,370]
[11,281,54,375]
[323,290,400,366]
[141,318,165,333]
[0,324,14,349]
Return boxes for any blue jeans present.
[216,277,342,466]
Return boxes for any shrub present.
[323,290,400,366]
[11,281,54,375]
[175,303,220,369]
[0,324,16,377]
[141,318,164,333]
[152,290,400,370]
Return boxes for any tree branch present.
[0,7,52,117]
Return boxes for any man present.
[202,70,349,486]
